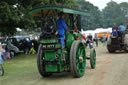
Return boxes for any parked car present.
[6,36,31,54]
[2,41,20,55]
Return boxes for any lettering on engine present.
[42,44,55,48]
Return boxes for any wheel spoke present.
[80,68,84,72]
[76,63,80,69]
[76,59,79,63]
[77,47,81,56]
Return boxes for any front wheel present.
[0,65,4,76]
[70,40,86,78]
[90,48,96,69]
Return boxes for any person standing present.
[57,12,67,61]
[119,23,126,43]
[119,23,125,32]
[95,34,99,47]
[112,24,118,37]
[87,34,93,48]
[87,34,93,41]
[22,39,29,54]
[57,12,67,48]
[112,24,118,31]
[102,35,107,46]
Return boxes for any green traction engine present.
[29,6,96,78]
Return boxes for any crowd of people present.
[0,42,13,67]
[112,23,126,37]
[85,33,107,48]
[111,23,127,43]
[85,23,127,48]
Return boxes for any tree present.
[119,2,128,24]
[77,0,103,30]
[119,2,128,15]
[0,1,20,35]
[102,1,125,27]
[0,0,77,36]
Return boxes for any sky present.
[86,0,128,10]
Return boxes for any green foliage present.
[119,2,128,24]
[102,1,126,27]
[0,1,20,35]
[0,0,77,36]
[77,0,103,30]
[119,2,128,15]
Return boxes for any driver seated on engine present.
[42,22,51,33]
[40,22,52,39]
[112,29,118,37]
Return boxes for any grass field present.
[0,54,40,85]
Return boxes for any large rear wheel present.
[70,40,86,78]
[107,45,115,53]
[125,46,128,53]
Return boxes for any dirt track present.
[36,44,128,85]
[1,43,128,85]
